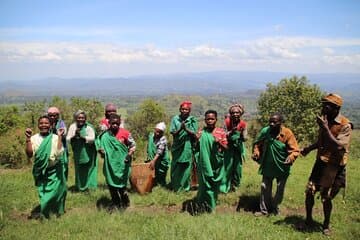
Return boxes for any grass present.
[1,130,360,240]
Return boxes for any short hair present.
[109,113,121,123]
[205,109,217,118]
[270,112,284,123]
[38,115,50,122]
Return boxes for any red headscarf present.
[180,101,192,108]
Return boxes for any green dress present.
[33,134,67,218]
[70,123,98,191]
[99,131,131,188]
[253,126,291,178]
[170,115,198,191]
[195,128,225,211]
[146,133,170,186]
[220,130,246,193]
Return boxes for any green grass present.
[1,130,360,240]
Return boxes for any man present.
[170,101,198,192]
[252,113,299,216]
[221,104,247,193]
[48,106,68,180]
[301,93,352,235]
[99,103,123,132]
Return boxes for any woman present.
[25,115,67,219]
[170,101,198,192]
[146,122,170,187]
[67,110,98,191]
[220,104,248,193]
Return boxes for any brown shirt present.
[317,114,352,166]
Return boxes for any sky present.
[0,0,359,81]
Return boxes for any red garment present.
[114,128,131,145]
[180,101,192,108]
[100,118,110,129]
[212,127,228,146]
[224,117,247,131]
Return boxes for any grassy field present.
[1,130,359,240]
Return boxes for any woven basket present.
[130,163,155,195]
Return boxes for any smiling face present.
[76,113,86,127]
[230,107,242,123]
[38,117,51,135]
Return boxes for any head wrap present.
[47,106,60,114]
[155,122,166,132]
[73,110,86,120]
[228,104,245,116]
[322,93,343,107]
[180,101,192,108]
[105,103,117,111]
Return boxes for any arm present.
[284,130,300,164]
[25,128,33,158]
[83,125,96,144]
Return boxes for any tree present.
[257,76,324,143]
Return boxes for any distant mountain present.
[1,71,359,97]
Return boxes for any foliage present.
[0,105,23,134]
[0,130,27,168]
[257,76,324,143]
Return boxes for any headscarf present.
[155,122,166,132]
[180,101,192,108]
[228,104,245,116]
[322,93,343,107]
[73,110,86,120]
[47,106,60,114]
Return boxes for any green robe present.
[33,134,67,218]
[70,123,98,191]
[170,115,198,191]
[220,131,246,193]
[253,126,291,178]
[195,128,225,211]
[99,131,130,188]
[146,133,170,186]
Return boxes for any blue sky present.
[0,0,359,80]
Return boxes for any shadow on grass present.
[96,196,112,211]
[28,205,41,220]
[236,194,260,212]
[273,215,323,233]
[181,198,211,216]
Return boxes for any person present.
[169,101,198,192]
[97,114,136,210]
[301,93,352,236]
[47,106,69,180]
[25,115,67,219]
[194,110,228,213]
[252,113,299,216]
[220,104,248,193]
[66,110,98,192]
[99,103,123,132]
[146,122,170,187]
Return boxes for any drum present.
[130,163,155,195]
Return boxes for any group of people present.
[24,93,352,235]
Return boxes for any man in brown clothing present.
[301,93,352,235]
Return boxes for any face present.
[48,112,59,123]
[230,108,242,122]
[109,117,121,133]
[76,113,86,127]
[180,106,191,119]
[154,128,163,138]
[38,117,51,135]
[205,113,217,128]
[105,109,117,119]
[269,115,281,131]
[321,102,339,118]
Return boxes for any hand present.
[75,128,81,136]
[300,147,310,156]
[57,128,65,136]
[148,160,155,170]
[252,153,259,162]
[25,128,32,138]
[284,157,293,165]
[316,115,328,129]
[98,149,105,158]
[181,121,186,129]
